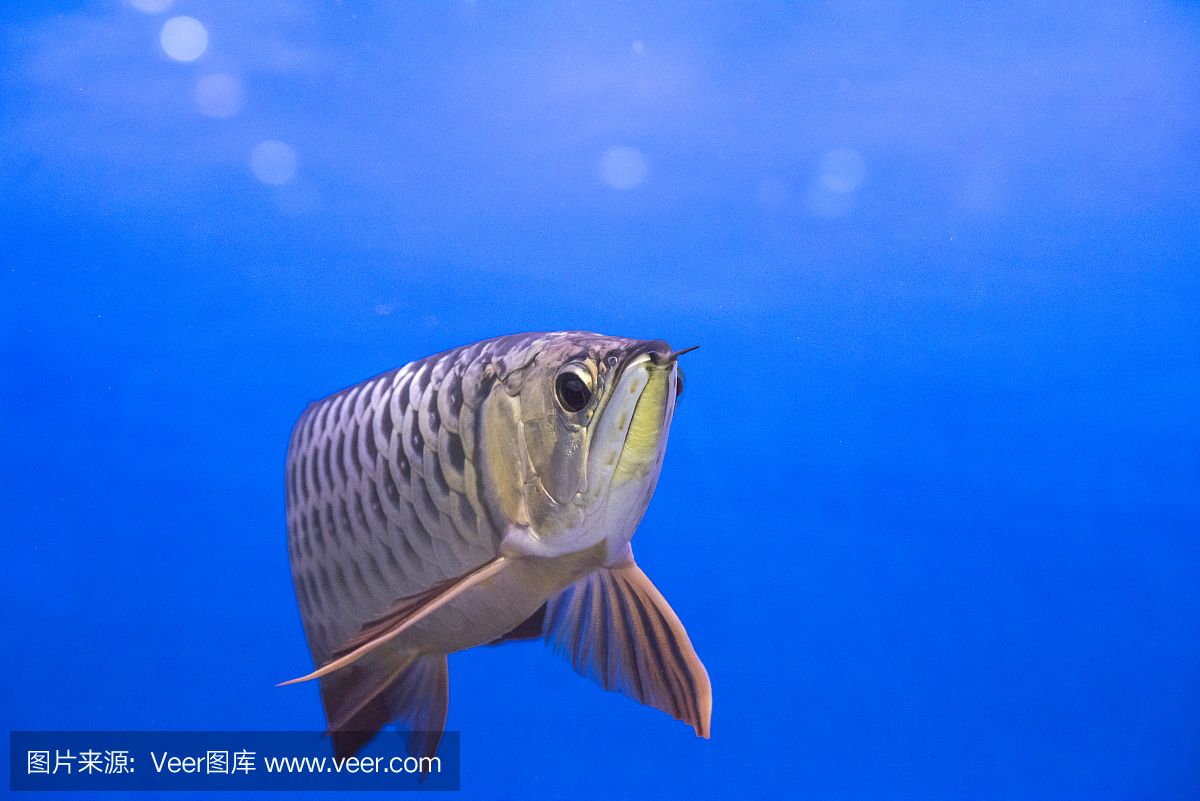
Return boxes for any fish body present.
[284,332,709,758]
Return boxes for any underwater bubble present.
[160,16,208,62]
[599,146,648,190]
[250,140,298,185]
[818,148,867,194]
[128,0,173,13]
[195,73,244,119]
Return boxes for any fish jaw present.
[581,355,678,558]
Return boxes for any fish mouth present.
[612,363,671,483]
[583,341,696,501]
[609,348,691,485]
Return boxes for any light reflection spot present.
[818,148,867,194]
[598,146,648,190]
[160,16,208,62]
[250,140,298,185]
[129,0,174,14]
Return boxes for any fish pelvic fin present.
[486,605,547,645]
[542,560,712,738]
[320,647,449,772]
[278,555,508,686]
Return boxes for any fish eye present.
[554,365,593,413]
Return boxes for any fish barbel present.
[282,331,710,759]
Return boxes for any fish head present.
[484,331,690,557]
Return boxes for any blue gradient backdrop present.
[2,2,1199,799]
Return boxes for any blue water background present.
[2,2,1199,799]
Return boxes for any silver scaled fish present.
[281,331,710,759]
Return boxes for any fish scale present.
[287,343,505,666]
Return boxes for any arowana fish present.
[281,331,710,758]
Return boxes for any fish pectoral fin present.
[277,555,508,686]
[320,648,448,769]
[542,561,712,738]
